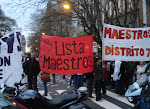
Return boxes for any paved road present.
[38,75,134,109]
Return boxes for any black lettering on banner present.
[57,59,62,70]
[0,69,2,79]
[0,57,3,66]
[88,56,93,67]
[70,57,76,70]
[72,41,78,54]
[0,45,1,54]
[66,43,72,55]
[83,57,88,68]
[51,58,56,70]
[4,56,10,66]
[43,55,50,69]
[0,56,10,66]
[42,56,93,71]
[42,40,93,72]
[62,42,65,56]
[64,59,69,70]
[77,57,82,69]
[43,38,52,45]
[0,74,2,79]
[3,34,15,53]
[16,32,22,51]
[79,43,84,53]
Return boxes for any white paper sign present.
[102,24,150,61]
[0,31,23,87]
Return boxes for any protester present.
[22,53,29,63]
[94,57,104,101]
[106,61,111,85]
[23,52,40,91]
[69,75,73,85]
[62,75,66,79]
[22,53,25,63]
[102,61,108,96]
[147,67,150,83]
[118,61,130,95]
[77,73,84,88]
[146,61,150,73]
[113,61,121,94]
[52,74,56,83]
[40,72,50,96]
[110,61,115,90]
[85,71,94,98]
[72,74,78,89]
[135,61,147,80]
[22,53,30,89]
[128,62,137,85]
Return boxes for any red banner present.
[39,35,94,75]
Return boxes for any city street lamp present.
[42,32,45,35]
[63,3,70,10]
[61,1,73,37]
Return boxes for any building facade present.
[102,0,150,27]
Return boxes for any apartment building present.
[102,0,150,27]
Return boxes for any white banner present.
[0,31,23,87]
[102,24,150,61]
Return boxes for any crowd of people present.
[22,52,150,101]
[70,58,150,101]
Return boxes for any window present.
[129,0,132,8]
[118,0,121,12]
[114,10,116,16]
[123,0,125,10]
[109,1,112,16]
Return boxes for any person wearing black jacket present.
[85,71,94,98]
[94,57,104,101]
[23,52,40,91]
[118,61,130,95]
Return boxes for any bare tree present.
[69,0,103,46]
[69,0,141,46]
[28,1,76,51]
[0,6,17,38]
[7,0,141,48]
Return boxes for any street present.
[38,75,134,109]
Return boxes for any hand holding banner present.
[39,35,93,75]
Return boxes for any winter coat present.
[119,62,130,79]
[104,65,109,79]
[23,58,40,77]
[94,62,104,81]
[85,71,94,80]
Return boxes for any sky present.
[0,0,46,39]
